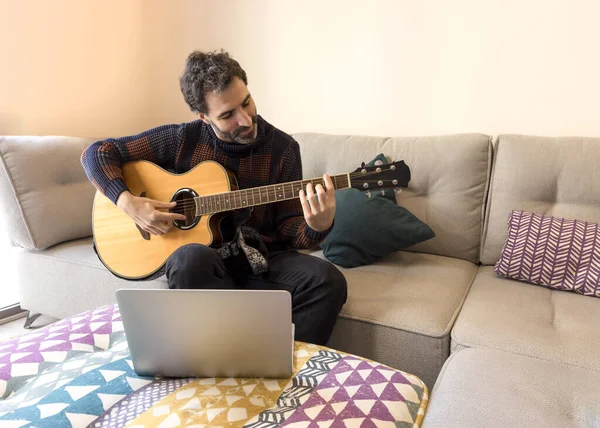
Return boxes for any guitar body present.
[92,160,237,280]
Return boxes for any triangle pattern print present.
[277,356,427,428]
[495,210,600,297]
[124,343,428,428]
[126,343,325,427]
[0,304,124,401]
[0,355,154,427]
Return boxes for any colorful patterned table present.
[0,304,429,427]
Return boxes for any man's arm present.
[81,124,186,235]
[81,124,184,204]
[273,142,335,249]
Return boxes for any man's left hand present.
[299,174,336,232]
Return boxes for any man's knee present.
[168,244,219,268]
[326,265,348,306]
[309,259,348,306]
[165,244,223,288]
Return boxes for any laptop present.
[116,289,294,379]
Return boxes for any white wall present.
[148,0,600,138]
[2,0,599,138]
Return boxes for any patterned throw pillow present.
[494,210,600,297]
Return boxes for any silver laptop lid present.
[116,289,293,379]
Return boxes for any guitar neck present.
[194,173,351,215]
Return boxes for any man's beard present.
[210,115,258,144]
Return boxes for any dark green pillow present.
[321,188,435,268]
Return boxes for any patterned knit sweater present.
[80,116,330,253]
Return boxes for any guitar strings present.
[168,182,400,213]
[166,176,403,214]
[158,169,403,214]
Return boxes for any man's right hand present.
[116,191,187,236]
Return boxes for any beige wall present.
[2,0,600,138]
[0,0,150,137]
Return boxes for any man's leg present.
[165,244,235,289]
[240,251,348,346]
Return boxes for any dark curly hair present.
[179,50,248,115]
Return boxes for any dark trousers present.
[164,244,347,346]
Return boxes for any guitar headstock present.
[349,160,411,193]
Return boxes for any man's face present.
[198,77,258,144]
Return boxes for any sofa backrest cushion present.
[293,133,492,263]
[0,136,96,250]
[481,134,600,265]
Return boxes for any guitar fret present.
[194,173,354,215]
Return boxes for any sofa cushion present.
[451,266,600,373]
[0,136,96,250]
[422,348,600,428]
[294,133,492,263]
[17,238,168,320]
[305,249,478,388]
[320,188,435,267]
[481,134,600,265]
[495,210,600,297]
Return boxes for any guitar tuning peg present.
[394,188,402,194]
[361,162,366,168]
[365,191,371,198]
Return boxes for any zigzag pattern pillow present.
[495,210,600,297]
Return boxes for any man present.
[81,50,347,345]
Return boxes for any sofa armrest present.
[0,136,96,250]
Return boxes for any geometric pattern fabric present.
[0,304,429,427]
[0,304,123,401]
[495,210,600,296]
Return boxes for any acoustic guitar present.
[92,160,411,279]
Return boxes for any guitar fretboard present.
[194,174,350,215]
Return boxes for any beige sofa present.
[1,132,599,426]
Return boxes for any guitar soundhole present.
[171,188,199,230]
